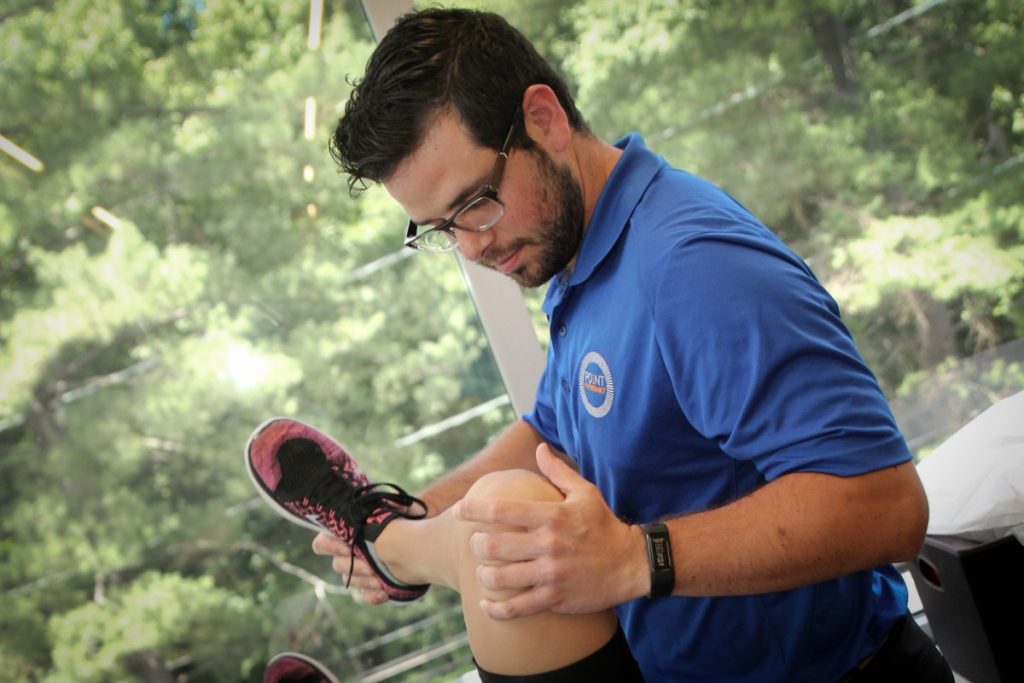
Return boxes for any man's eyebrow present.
[446,178,486,212]
[411,173,489,226]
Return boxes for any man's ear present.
[521,84,572,154]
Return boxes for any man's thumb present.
[535,443,581,493]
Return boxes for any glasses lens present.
[413,228,458,253]
[453,196,503,231]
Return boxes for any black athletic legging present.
[474,625,645,683]
[477,613,952,683]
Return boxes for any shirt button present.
[558,325,567,336]
[561,379,570,392]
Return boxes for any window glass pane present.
[4,1,1022,681]
[472,0,1024,457]
[1,2,509,680]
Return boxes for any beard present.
[485,147,585,288]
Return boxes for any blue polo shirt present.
[524,134,911,682]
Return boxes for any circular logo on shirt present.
[578,351,615,418]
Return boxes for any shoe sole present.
[264,651,341,683]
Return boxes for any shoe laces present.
[346,483,427,589]
[302,474,427,589]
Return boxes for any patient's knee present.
[465,468,564,505]
[458,470,563,601]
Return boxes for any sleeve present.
[652,235,912,480]
[522,344,567,453]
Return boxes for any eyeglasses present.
[404,119,517,253]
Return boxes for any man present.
[316,8,953,682]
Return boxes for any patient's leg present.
[374,469,619,676]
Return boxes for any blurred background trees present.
[1,0,1021,680]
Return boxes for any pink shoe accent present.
[245,417,429,602]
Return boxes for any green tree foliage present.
[2,1,499,680]
[1,0,1022,680]
[46,572,266,682]
[510,0,1024,409]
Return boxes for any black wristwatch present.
[642,522,675,598]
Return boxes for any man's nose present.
[455,227,494,262]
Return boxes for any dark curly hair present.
[330,8,589,195]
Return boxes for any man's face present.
[384,111,584,288]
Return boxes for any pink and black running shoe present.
[263,652,339,683]
[245,417,430,601]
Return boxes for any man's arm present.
[457,447,928,619]
[417,418,548,514]
[663,459,927,596]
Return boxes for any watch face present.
[644,524,674,597]
[649,535,670,570]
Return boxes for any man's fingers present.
[313,532,390,602]
[468,529,550,562]
[454,497,558,527]
[331,556,392,604]
[475,555,571,594]
[478,587,557,621]
[331,555,376,580]
[312,532,349,556]
[475,559,539,592]
[351,587,390,605]
[309,533,392,606]
[535,443,585,491]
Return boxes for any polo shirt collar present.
[542,133,664,315]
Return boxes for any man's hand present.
[453,443,648,620]
[311,533,390,605]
